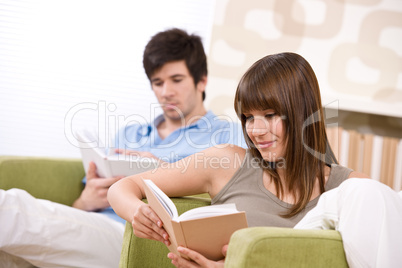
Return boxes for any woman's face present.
[244,109,286,162]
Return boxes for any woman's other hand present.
[131,203,170,246]
[167,245,228,268]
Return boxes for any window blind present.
[0,0,215,157]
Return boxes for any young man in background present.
[0,28,245,267]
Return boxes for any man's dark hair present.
[143,28,207,101]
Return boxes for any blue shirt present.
[100,111,246,223]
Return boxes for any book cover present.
[380,137,392,187]
[339,128,349,167]
[388,137,399,189]
[347,130,361,172]
[142,179,248,261]
[393,139,402,191]
[380,137,399,188]
[76,129,158,177]
[326,126,342,161]
[362,133,374,177]
[370,135,383,182]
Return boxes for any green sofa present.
[0,156,85,206]
[0,156,85,267]
[120,200,349,268]
[0,156,349,267]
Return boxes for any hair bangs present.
[235,67,281,120]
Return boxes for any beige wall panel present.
[206,0,402,123]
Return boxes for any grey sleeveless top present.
[211,150,353,228]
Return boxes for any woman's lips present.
[257,141,275,149]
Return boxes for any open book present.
[142,179,248,261]
[76,129,158,177]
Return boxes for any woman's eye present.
[265,113,276,119]
[173,79,183,83]
[244,115,254,122]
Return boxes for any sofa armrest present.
[119,196,211,268]
[225,227,348,268]
[0,156,85,206]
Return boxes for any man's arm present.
[72,162,123,211]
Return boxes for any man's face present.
[150,60,206,122]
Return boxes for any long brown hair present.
[234,52,338,218]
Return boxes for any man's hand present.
[73,162,123,211]
[167,245,227,268]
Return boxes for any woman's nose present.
[251,118,269,136]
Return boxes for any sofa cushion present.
[0,156,85,206]
[225,227,348,267]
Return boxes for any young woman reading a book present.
[108,52,402,268]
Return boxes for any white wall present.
[0,0,216,158]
